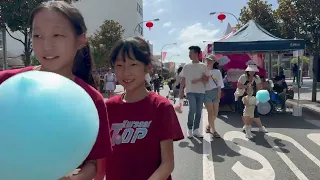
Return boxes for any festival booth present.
[212,20,305,113]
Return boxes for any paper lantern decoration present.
[146,21,154,30]
[217,13,226,22]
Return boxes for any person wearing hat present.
[237,63,268,139]
[203,54,224,138]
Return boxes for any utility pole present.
[1,28,7,70]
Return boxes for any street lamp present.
[160,43,177,77]
[203,40,213,43]
[134,18,160,35]
[209,12,240,25]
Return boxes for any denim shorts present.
[204,88,220,103]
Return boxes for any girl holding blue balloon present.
[103,36,184,180]
[242,85,257,139]
[0,1,112,180]
[237,64,268,136]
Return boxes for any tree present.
[89,20,124,69]
[291,0,320,101]
[275,0,299,39]
[239,0,280,36]
[0,0,80,66]
[290,56,310,65]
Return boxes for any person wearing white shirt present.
[203,54,224,138]
[180,46,209,138]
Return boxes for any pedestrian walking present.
[204,54,224,138]
[179,46,209,138]
[103,36,184,180]
[0,1,112,179]
[237,64,268,138]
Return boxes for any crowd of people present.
[0,1,295,179]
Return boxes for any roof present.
[213,20,305,53]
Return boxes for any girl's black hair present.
[110,36,152,68]
[30,1,96,88]
[246,71,258,78]
[212,62,219,69]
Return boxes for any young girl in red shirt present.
[0,1,112,179]
[103,36,184,180]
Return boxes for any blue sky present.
[143,0,278,64]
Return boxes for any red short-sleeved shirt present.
[0,67,113,161]
[105,92,184,180]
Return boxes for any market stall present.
[213,20,305,114]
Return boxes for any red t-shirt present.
[105,92,184,180]
[0,67,113,161]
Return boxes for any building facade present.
[73,0,143,38]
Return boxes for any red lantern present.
[146,21,154,30]
[217,13,226,23]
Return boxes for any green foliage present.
[239,0,280,37]
[89,20,124,68]
[290,56,310,64]
[30,55,40,66]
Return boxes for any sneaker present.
[242,125,246,132]
[245,133,254,139]
[187,129,193,138]
[193,129,203,138]
[245,125,253,139]
[259,126,268,133]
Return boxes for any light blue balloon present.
[256,90,270,103]
[0,71,99,180]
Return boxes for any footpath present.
[285,78,320,117]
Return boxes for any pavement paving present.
[287,78,319,101]
[106,85,320,180]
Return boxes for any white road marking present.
[266,132,320,180]
[224,131,275,180]
[308,133,320,148]
[202,110,215,180]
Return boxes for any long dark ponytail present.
[30,1,96,88]
[72,43,96,88]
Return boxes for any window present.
[137,3,143,17]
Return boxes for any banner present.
[169,62,174,68]
[161,52,167,61]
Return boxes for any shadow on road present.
[178,137,206,154]
[211,139,241,162]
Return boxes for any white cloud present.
[153,8,165,15]
[163,22,221,64]
[163,22,172,27]
[168,28,176,34]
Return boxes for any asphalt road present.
[106,85,320,180]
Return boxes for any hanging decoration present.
[217,13,226,23]
[146,21,154,30]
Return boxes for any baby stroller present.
[166,78,188,105]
